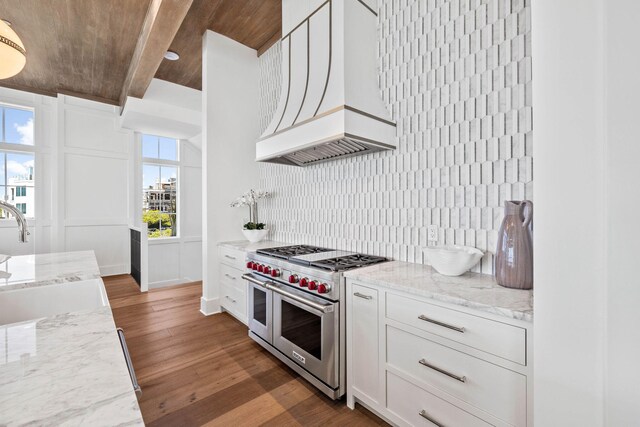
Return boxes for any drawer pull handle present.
[225,295,237,303]
[418,410,443,426]
[224,255,237,260]
[418,358,466,383]
[353,292,373,300]
[224,273,237,280]
[418,314,465,333]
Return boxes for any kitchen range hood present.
[256,0,396,167]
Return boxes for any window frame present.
[140,134,180,240]
[0,102,36,221]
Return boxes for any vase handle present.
[522,200,533,228]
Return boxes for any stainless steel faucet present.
[0,200,30,243]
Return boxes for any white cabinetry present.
[346,280,533,426]
[346,283,381,406]
[218,246,248,324]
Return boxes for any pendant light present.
[0,19,26,79]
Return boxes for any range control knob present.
[270,269,280,278]
[257,264,265,273]
[317,283,331,294]
[246,261,254,269]
[299,277,309,287]
[252,263,259,271]
[308,280,318,290]
[263,266,272,275]
[288,274,299,284]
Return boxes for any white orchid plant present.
[230,189,270,230]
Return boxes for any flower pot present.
[242,229,269,243]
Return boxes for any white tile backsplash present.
[256,0,532,274]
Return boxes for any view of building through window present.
[142,134,178,238]
[0,105,35,219]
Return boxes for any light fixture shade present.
[0,20,26,79]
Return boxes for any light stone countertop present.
[0,251,101,292]
[344,261,533,322]
[0,251,144,426]
[217,240,290,252]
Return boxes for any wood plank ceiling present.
[0,0,281,105]
[0,0,152,105]
[155,0,282,91]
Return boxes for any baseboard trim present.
[100,264,129,277]
[200,296,221,316]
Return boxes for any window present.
[0,105,35,219]
[142,134,178,238]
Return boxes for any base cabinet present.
[347,283,380,406]
[346,280,533,427]
[218,247,248,325]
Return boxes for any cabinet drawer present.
[221,282,247,321]
[219,246,245,269]
[387,326,527,426]
[386,293,526,365]
[387,372,491,427]
[349,283,380,403]
[220,263,244,288]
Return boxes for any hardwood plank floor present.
[104,275,387,426]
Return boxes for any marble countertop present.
[344,261,533,322]
[0,251,144,426]
[217,240,289,252]
[0,251,101,292]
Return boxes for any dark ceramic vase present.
[495,200,533,290]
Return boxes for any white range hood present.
[256,0,396,167]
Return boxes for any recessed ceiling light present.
[164,51,180,61]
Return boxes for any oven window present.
[281,300,322,359]
[253,288,267,325]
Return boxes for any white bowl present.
[424,245,484,276]
[242,228,269,243]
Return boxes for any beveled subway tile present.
[256,0,533,274]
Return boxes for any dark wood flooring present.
[103,275,387,426]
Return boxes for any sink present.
[0,279,109,326]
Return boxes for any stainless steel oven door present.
[271,283,339,388]
[245,274,272,344]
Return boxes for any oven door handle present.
[266,283,334,314]
[243,273,269,287]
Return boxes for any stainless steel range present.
[242,245,387,399]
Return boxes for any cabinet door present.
[349,282,380,404]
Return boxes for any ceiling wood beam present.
[257,30,281,57]
[119,0,193,109]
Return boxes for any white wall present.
[533,0,640,424]
[201,31,259,314]
[0,82,203,283]
[258,1,534,273]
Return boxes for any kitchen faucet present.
[0,200,30,243]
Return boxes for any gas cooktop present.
[256,245,387,272]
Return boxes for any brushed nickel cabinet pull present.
[418,358,466,383]
[418,314,465,333]
[418,410,443,426]
[353,292,373,300]
[224,273,237,280]
[225,295,236,303]
[224,254,236,260]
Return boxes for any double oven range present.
[242,245,387,399]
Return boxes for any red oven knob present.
[299,277,309,287]
[257,264,265,273]
[270,269,280,278]
[263,266,271,275]
[308,280,318,290]
[252,263,259,271]
[246,261,254,269]
[288,274,299,284]
[317,283,331,294]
